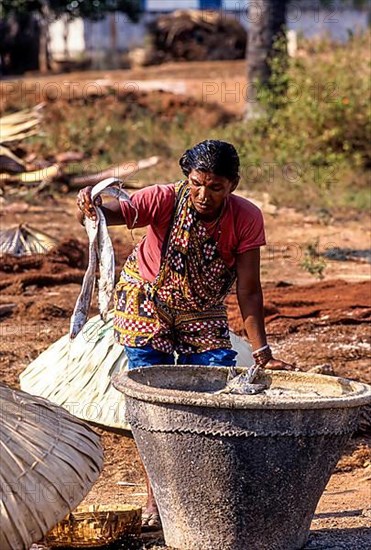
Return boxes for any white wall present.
[49,17,85,57]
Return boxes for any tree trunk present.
[63,14,70,58]
[246,0,288,118]
[0,14,40,75]
[39,2,56,74]
[109,12,120,69]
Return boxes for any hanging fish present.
[69,178,136,339]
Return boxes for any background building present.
[48,1,369,66]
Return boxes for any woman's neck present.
[197,202,225,223]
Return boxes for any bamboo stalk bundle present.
[20,312,254,431]
[0,383,104,550]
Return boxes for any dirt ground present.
[1,61,370,549]
[1,192,370,549]
[0,60,247,116]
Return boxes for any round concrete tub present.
[114,367,371,550]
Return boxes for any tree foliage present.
[1,0,141,21]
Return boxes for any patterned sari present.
[114,181,236,354]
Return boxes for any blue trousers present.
[125,345,237,370]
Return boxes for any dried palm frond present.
[69,156,159,189]
[20,313,130,431]
[0,105,43,126]
[0,224,58,256]
[0,119,39,143]
[20,312,254,431]
[19,164,59,184]
[0,383,104,550]
[0,105,43,145]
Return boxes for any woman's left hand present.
[265,357,299,371]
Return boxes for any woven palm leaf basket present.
[44,504,141,547]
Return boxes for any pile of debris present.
[0,104,61,196]
[146,10,247,63]
[0,104,159,198]
[0,105,43,174]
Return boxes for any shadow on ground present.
[304,527,371,549]
[323,248,371,263]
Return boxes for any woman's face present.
[188,169,238,221]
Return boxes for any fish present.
[70,178,135,339]
[213,365,267,395]
[69,217,98,339]
[96,208,115,322]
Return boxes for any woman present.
[77,140,292,529]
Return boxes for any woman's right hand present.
[76,186,102,225]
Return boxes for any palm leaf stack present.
[0,104,61,186]
[0,106,42,146]
[0,106,43,177]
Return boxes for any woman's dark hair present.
[179,140,240,182]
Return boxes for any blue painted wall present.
[200,0,222,8]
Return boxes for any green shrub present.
[217,32,370,211]
[300,240,327,280]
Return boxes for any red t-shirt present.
[120,184,266,282]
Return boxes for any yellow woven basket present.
[44,504,142,548]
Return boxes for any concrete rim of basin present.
[113,366,371,410]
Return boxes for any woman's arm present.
[236,248,294,370]
[76,186,125,226]
[236,248,267,351]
